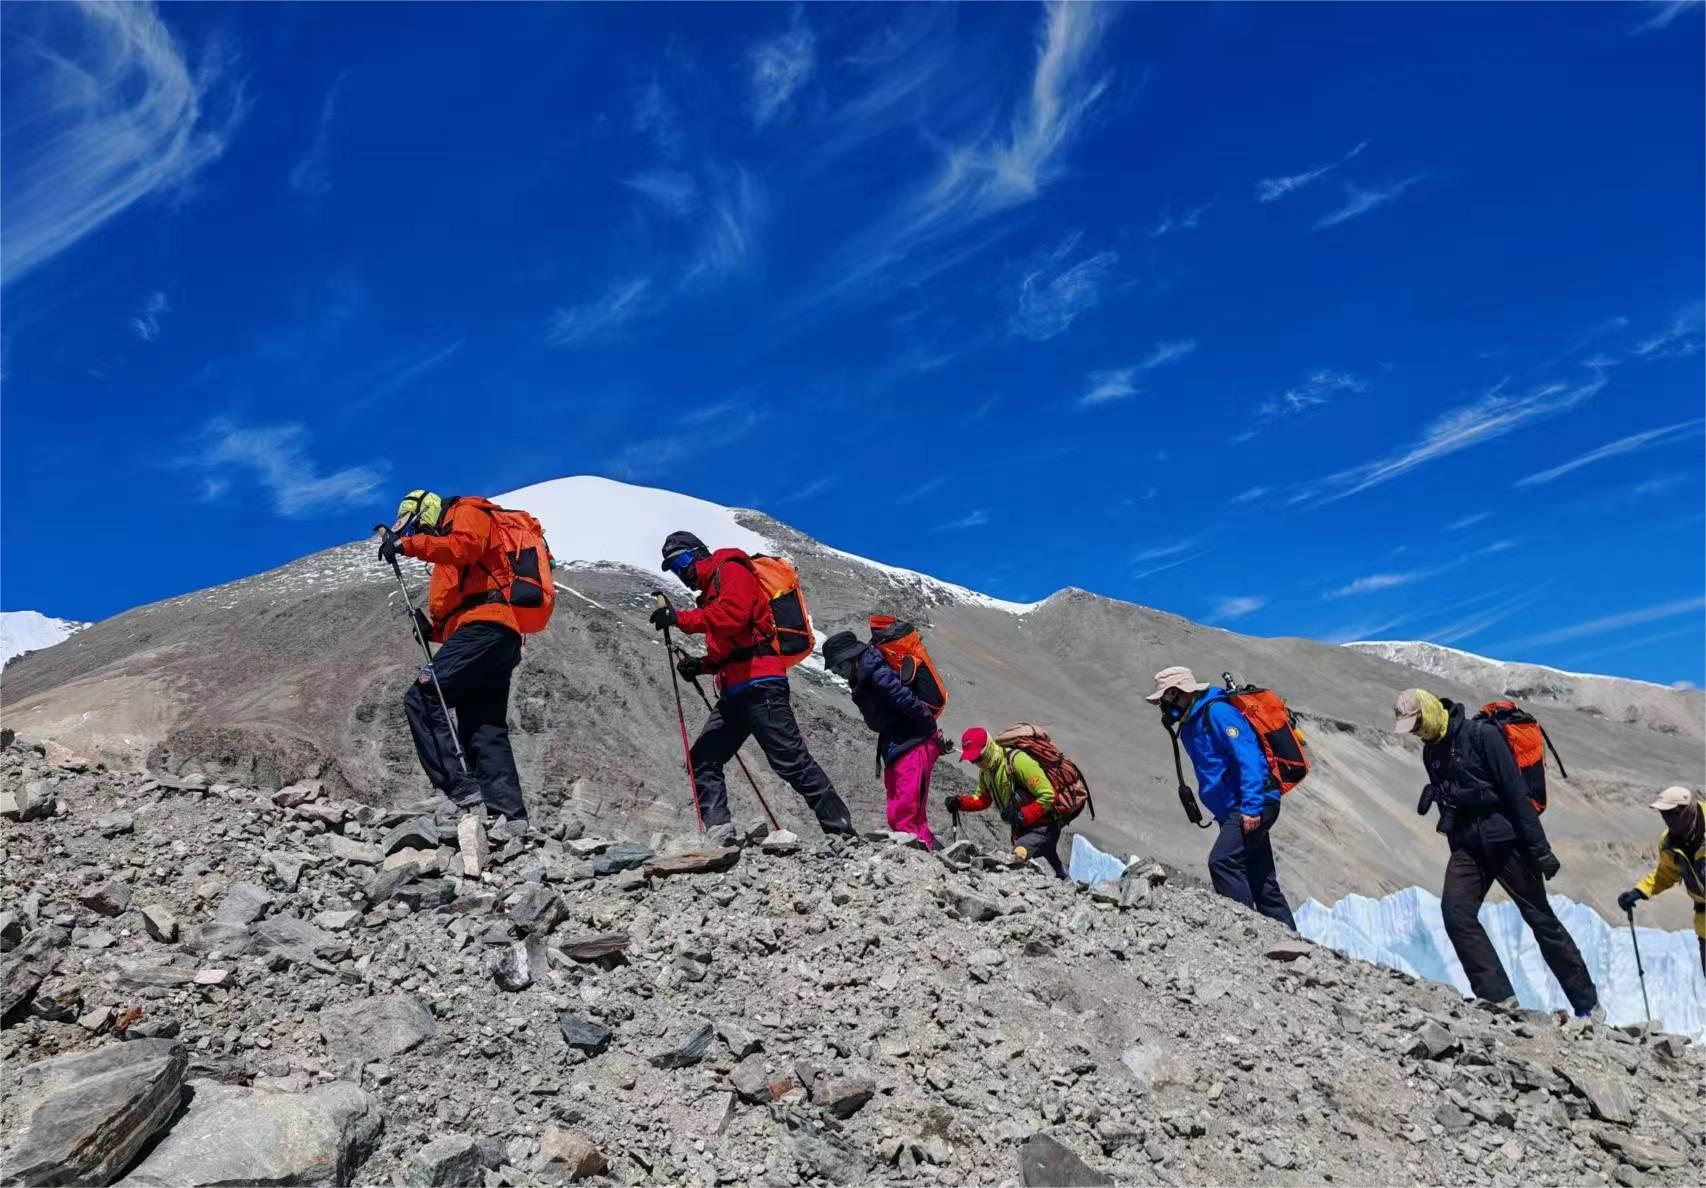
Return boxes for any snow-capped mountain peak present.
[0,610,87,666]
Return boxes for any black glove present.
[378,532,402,565]
[1533,848,1562,880]
[999,802,1022,827]
[675,653,705,680]
[937,733,956,756]
[1416,785,1437,816]
[411,608,433,644]
[944,795,963,814]
[1617,888,1646,914]
[649,606,677,631]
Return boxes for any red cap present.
[960,727,989,762]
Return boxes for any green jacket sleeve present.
[1012,751,1055,807]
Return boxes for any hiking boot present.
[447,779,486,812]
[1573,1004,1606,1026]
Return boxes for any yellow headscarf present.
[1414,689,1449,743]
[394,490,443,533]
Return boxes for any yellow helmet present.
[393,490,443,533]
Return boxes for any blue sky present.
[3,1,1703,683]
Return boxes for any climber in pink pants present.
[884,734,942,849]
[822,630,945,849]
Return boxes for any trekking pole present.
[375,526,469,776]
[671,646,780,832]
[654,593,704,833]
[1626,905,1653,1026]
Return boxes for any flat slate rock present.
[252,915,350,966]
[10,1039,187,1186]
[649,1022,714,1069]
[592,841,654,876]
[557,932,630,962]
[558,1013,613,1055]
[645,847,741,877]
[319,993,436,1066]
[380,815,441,856]
[121,1079,382,1186]
[1019,1134,1115,1188]
[213,882,274,927]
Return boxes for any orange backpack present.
[994,723,1095,824]
[449,499,556,634]
[868,615,949,717]
[715,554,813,669]
[1475,700,1566,812]
[1223,677,1310,794]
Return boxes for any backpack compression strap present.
[1537,722,1568,779]
[1164,720,1213,830]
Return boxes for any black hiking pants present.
[692,680,853,834]
[1208,802,1296,930]
[404,621,526,820]
[1440,839,1597,1013]
[1012,822,1066,879]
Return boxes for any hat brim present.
[1394,712,1421,734]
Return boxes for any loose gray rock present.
[1593,1129,1687,1171]
[121,1079,382,1186]
[79,879,133,918]
[318,994,436,1066]
[557,932,629,963]
[592,841,654,876]
[1264,939,1314,962]
[8,1039,187,1186]
[557,1013,612,1055]
[408,1133,498,1187]
[729,1052,769,1102]
[380,815,439,856]
[1,928,62,1020]
[645,847,741,877]
[538,1127,606,1180]
[1408,1020,1459,1060]
[814,1075,876,1119]
[649,1022,714,1069]
[1019,1134,1115,1187]
[1,779,57,821]
[95,811,135,837]
[140,905,178,943]
[716,1019,763,1058]
[1568,1070,1635,1125]
[787,1124,871,1185]
[457,815,490,879]
[508,887,567,935]
[213,882,273,927]
[326,836,384,866]
[252,915,350,966]
[313,909,360,932]
[488,940,540,992]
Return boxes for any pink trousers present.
[883,736,941,850]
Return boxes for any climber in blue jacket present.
[1147,665,1296,929]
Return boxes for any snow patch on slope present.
[498,475,1040,614]
[1,611,87,665]
[1298,886,1705,1040]
[1346,639,1673,691]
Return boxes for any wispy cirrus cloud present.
[896,477,947,504]
[1150,202,1211,238]
[934,509,990,532]
[188,417,384,517]
[1498,596,1706,651]
[748,10,815,126]
[1009,231,1118,341]
[1078,367,1137,407]
[1229,485,1269,505]
[1314,366,1608,502]
[1138,339,1198,370]
[816,1,1116,305]
[1259,369,1368,419]
[1628,1,1702,35]
[130,290,171,342]
[1446,512,1490,532]
[1313,175,1424,230]
[1630,301,1703,360]
[289,72,347,207]
[1,1,246,287]
[778,474,839,503]
[1255,140,1366,203]
[622,169,698,219]
[1514,418,1704,487]
[610,409,763,480]
[682,167,769,291]
[1326,568,1439,598]
[1209,595,1266,623]
[631,77,685,160]
[548,277,654,347]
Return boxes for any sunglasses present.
[666,550,697,576]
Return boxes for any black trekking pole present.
[375,526,469,777]
[671,645,780,832]
[653,593,704,833]
[1626,904,1654,1026]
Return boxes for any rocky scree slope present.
[2,739,1703,1187]
[2,481,1702,927]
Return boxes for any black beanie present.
[660,530,709,571]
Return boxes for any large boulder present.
[318,994,436,1066]
[121,1080,382,1186]
[8,1039,187,1186]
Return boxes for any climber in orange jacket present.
[382,490,526,820]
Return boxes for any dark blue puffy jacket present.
[849,646,939,768]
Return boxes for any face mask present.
[1415,692,1450,743]
[667,551,699,588]
[830,660,856,684]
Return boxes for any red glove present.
[1017,800,1050,828]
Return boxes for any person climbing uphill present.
[946,726,1065,878]
[653,530,854,842]
[1147,665,1296,929]
[1394,687,1600,1017]
[383,489,528,821]
[822,630,944,849]
[1618,785,1705,977]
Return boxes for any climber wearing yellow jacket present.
[1617,786,1705,977]
[945,727,1064,880]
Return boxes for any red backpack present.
[1475,700,1567,813]
[994,724,1095,824]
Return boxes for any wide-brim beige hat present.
[1145,665,1209,703]
[1651,785,1696,812]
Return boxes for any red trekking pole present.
[654,593,704,833]
[672,645,780,832]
